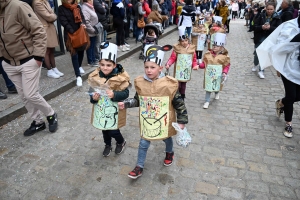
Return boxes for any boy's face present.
[100,59,116,75]
[180,39,189,48]
[144,61,163,80]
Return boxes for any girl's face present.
[199,24,204,28]
[180,39,189,48]
[266,5,275,16]
[212,45,223,53]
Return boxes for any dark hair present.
[185,0,193,5]
[220,1,226,6]
[148,29,154,35]
[293,1,299,10]
[266,2,276,9]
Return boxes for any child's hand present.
[178,123,185,129]
[222,72,227,78]
[193,65,199,70]
[165,64,170,69]
[118,102,125,110]
[92,93,100,101]
[106,89,114,99]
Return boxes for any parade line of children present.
[87,10,230,179]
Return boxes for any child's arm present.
[172,91,188,127]
[192,52,199,70]
[111,88,129,102]
[90,93,100,104]
[165,50,177,69]
[222,63,230,74]
[118,92,140,109]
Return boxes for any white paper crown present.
[144,44,172,66]
[213,16,223,24]
[198,19,204,24]
[178,26,188,40]
[99,42,118,63]
[213,33,226,46]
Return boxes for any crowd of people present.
[0,0,299,181]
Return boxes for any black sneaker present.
[283,124,293,138]
[47,113,58,133]
[164,152,174,166]
[7,86,17,94]
[103,145,112,157]
[24,121,46,136]
[0,90,7,99]
[115,140,126,154]
[128,166,143,179]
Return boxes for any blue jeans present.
[136,137,173,168]
[86,36,97,64]
[71,50,84,77]
[185,27,192,38]
[205,91,219,102]
[0,58,15,89]
[134,20,142,42]
[102,30,107,42]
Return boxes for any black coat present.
[280,5,294,23]
[93,0,109,30]
[253,11,282,44]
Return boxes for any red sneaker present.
[164,152,174,166]
[128,166,143,179]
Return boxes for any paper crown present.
[178,26,188,40]
[144,44,172,66]
[195,8,201,15]
[213,33,226,46]
[213,16,223,24]
[99,42,118,63]
[198,19,204,24]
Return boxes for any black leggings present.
[281,75,300,122]
[232,11,238,19]
[226,19,230,32]
[114,18,125,46]
[102,129,125,146]
[196,51,203,59]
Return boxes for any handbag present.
[93,22,103,34]
[137,18,145,28]
[68,25,88,49]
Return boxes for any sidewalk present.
[0,26,177,127]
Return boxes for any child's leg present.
[163,137,173,153]
[136,138,151,168]
[102,130,112,146]
[205,91,211,102]
[109,129,125,144]
[179,82,187,96]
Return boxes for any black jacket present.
[254,11,282,44]
[110,2,125,19]
[280,5,294,23]
[93,0,109,30]
[58,5,86,47]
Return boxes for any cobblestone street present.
[0,19,300,200]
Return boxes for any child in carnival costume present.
[194,7,202,25]
[207,16,226,50]
[199,33,230,109]
[88,42,130,157]
[192,19,207,64]
[165,26,199,100]
[118,44,188,179]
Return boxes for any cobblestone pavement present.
[0,20,300,200]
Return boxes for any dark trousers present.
[179,82,187,95]
[86,36,97,64]
[281,75,300,122]
[0,58,15,89]
[71,50,84,77]
[226,19,231,32]
[114,18,125,46]
[232,11,238,19]
[102,129,125,146]
[196,51,203,59]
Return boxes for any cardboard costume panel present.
[139,96,170,140]
[174,54,193,82]
[196,34,206,51]
[92,95,119,130]
[204,65,223,92]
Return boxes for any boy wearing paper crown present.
[192,19,207,64]
[88,42,130,157]
[165,26,199,100]
[199,33,230,109]
[118,44,188,179]
[207,16,226,50]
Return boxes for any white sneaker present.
[258,71,265,79]
[122,45,130,52]
[52,68,64,77]
[215,93,220,100]
[203,102,209,109]
[118,46,122,51]
[76,76,82,87]
[125,42,130,47]
[198,59,202,64]
[47,69,60,79]
[79,67,85,74]
[251,66,257,72]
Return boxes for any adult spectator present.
[170,0,176,25]
[82,0,99,66]
[231,0,239,19]
[94,0,108,60]
[147,3,168,23]
[0,0,58,135]
[32,0,64,79]
[201,0,209,12]
[143,0,151,21]
[58,0,87,86]
[178,0,196,37]
[165,0,172,26]
[219,0,228,25]
[159,0,169,28]
[134,0,146,43]
[280,0,294,22]
[124,0,133,39]
[0,59,17,99]
[214,2,220,16]
[253,2,281,78]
